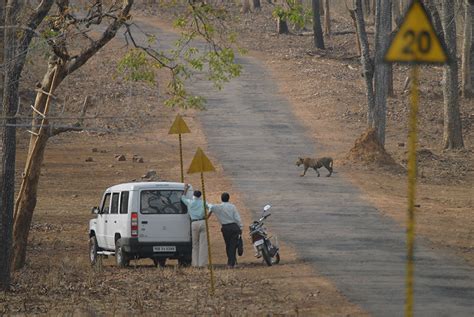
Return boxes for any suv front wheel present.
[115,239,130,267]
[89,236,99,265]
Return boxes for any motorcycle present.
[249,204,280,266]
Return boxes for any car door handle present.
[141,221,148,224]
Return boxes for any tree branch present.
[64,0,134,75]
[19,0,55,51]
[49,95,91,136]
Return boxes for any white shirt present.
[209,202,242,229]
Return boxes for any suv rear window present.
[140,190,187,215]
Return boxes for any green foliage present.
[272,0,310,28]
[117,49,156,83]
[41,29,60,39]
[117,1,242,110]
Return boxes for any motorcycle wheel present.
[261,244,273,266]
[273,252,280,265]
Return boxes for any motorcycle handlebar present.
[256,214,270,223]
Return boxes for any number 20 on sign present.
[384,1,448,317]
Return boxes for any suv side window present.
[101,193,111,214]
[120,191,129,214]
[111,193,119,214]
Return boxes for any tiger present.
[296,157,333,177]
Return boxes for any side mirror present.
[263,204,271,211]
[91,207,100,214]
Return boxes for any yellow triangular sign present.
[384,0,448,64]
[168,114,191,134]
[187,147,216,174]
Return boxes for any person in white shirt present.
[209,192,242,268]
[181,184,208,267]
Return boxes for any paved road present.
[139,23,474,316]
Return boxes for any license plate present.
[254,239,264,247]
[153,246,176,252]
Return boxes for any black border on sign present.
[382,0,451,65]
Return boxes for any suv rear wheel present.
[178,256,192,267]
[115,239,130,267]
[89,236,99,265]
[153,258,166,268]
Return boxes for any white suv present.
[89,182,193,267]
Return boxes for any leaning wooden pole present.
[14,66,59,219]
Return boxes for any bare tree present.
[11,0,134,270]
[324,0,331,37]
[354,0,375,123]
[469,0,474,97]
[392,0,401,24]
[347,3,362,56]
[2,0,54,285]
[363,0,371,17]
[312,0,324,48]
[0,0,4,105]
[251,0,261,11]
[352,0,390,146]
[462,0,473,97]
[0,0,16,291]
[423,0,445,46]
[372,0,391,145]
[241,0,251,13]
[441,0,464,149]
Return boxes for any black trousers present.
[221,223,241,267]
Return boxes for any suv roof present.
[106,182,185,192]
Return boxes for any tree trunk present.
[387,63,394,97]
[423,0,446,48]
[312,0,325,49]
[251,0,261,11]
[388,0,394,97]
[1,0,23,291]
[349,9,362,56]
[241,0,250,13]
[373,0,391,146]
[441,0,464,149]
[461,0,473,97]
[277,17,289,34]
[355,0,375,124]
[470,0,474,98]
[393,0,401,25]
[0,0,4,107]
[400,0,408,13]
[324,0,331,37]
[363,0,371,17]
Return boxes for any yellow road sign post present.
[188,147,216,295]
[383,1,448,316]
[168,114,191,183]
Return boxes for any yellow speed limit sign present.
[384,0,448,64]
[383,1,449,316]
